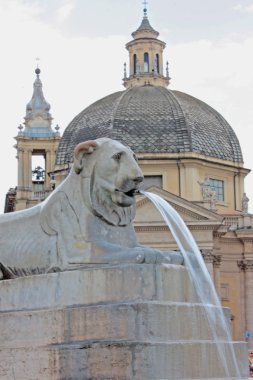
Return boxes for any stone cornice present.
[213,228,228,238]
[236,230,253,240]
[134,224,220,232]
[137,152,248,172]
[238,237,253,243]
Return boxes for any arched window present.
[144,52,149,72]
[133,54,137,74]
[32,153,45,183]
[156,54,160,73]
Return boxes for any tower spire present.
[24,67,53,133]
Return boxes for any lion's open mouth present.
[114,188,138,207]
[124,189,137,197]
[116,187,139,198]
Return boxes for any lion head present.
[74,138,144,226]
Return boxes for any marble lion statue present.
[0,138,183,279]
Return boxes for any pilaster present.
[201,250,222,296]
[17,147,24,188]
[238,259,253,348]
[213,254,222,296]
[201,249,214,279]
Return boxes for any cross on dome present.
[142,0,148,17]
[35,58,41,76]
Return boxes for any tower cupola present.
[23,68,55,137]
[14,67,60,211]
[123,5,170,88]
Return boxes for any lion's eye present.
[113,152,122,161]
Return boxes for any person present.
[249,349,253,377]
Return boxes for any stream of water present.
[142,190,242,378]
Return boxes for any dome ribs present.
[56,92,124,165]
[172,91,243,163]
[56,86,243,166]
[157,87,191,153]
[111,86,189,154]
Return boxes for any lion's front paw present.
[135,247,184,265]
[169,251,184,265]
[144,250,172,264]
[47,265,62,273]
[133,247,171,264]
[135,252,145,263]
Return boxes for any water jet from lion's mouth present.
[141,190,242,379]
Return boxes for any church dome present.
[56,10,243,167]
[56,85,243,165]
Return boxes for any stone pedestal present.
[0,264,248,379]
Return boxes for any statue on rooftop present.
[242,192,249,214]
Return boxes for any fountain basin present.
[0,264,248,379]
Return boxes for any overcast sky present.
[0,0,253,212]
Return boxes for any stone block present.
[0,341,248,379]
[0,264,248,379]
[0,264,197,312]
[1,302,233,348]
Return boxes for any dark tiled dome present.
[56,86,243,165]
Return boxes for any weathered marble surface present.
[0,264,248,379]
[0,139,182,278]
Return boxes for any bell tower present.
[123,4,170,88]
[15,68,60,211]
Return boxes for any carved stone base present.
[0,264,248,379]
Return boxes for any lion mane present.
[88,139,137,226]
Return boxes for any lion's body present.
[0,138,183,277]
[0,204,57,270]
[0,139,146,274]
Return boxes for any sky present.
[0,0,253,212]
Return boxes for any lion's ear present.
[74,140,98,174]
